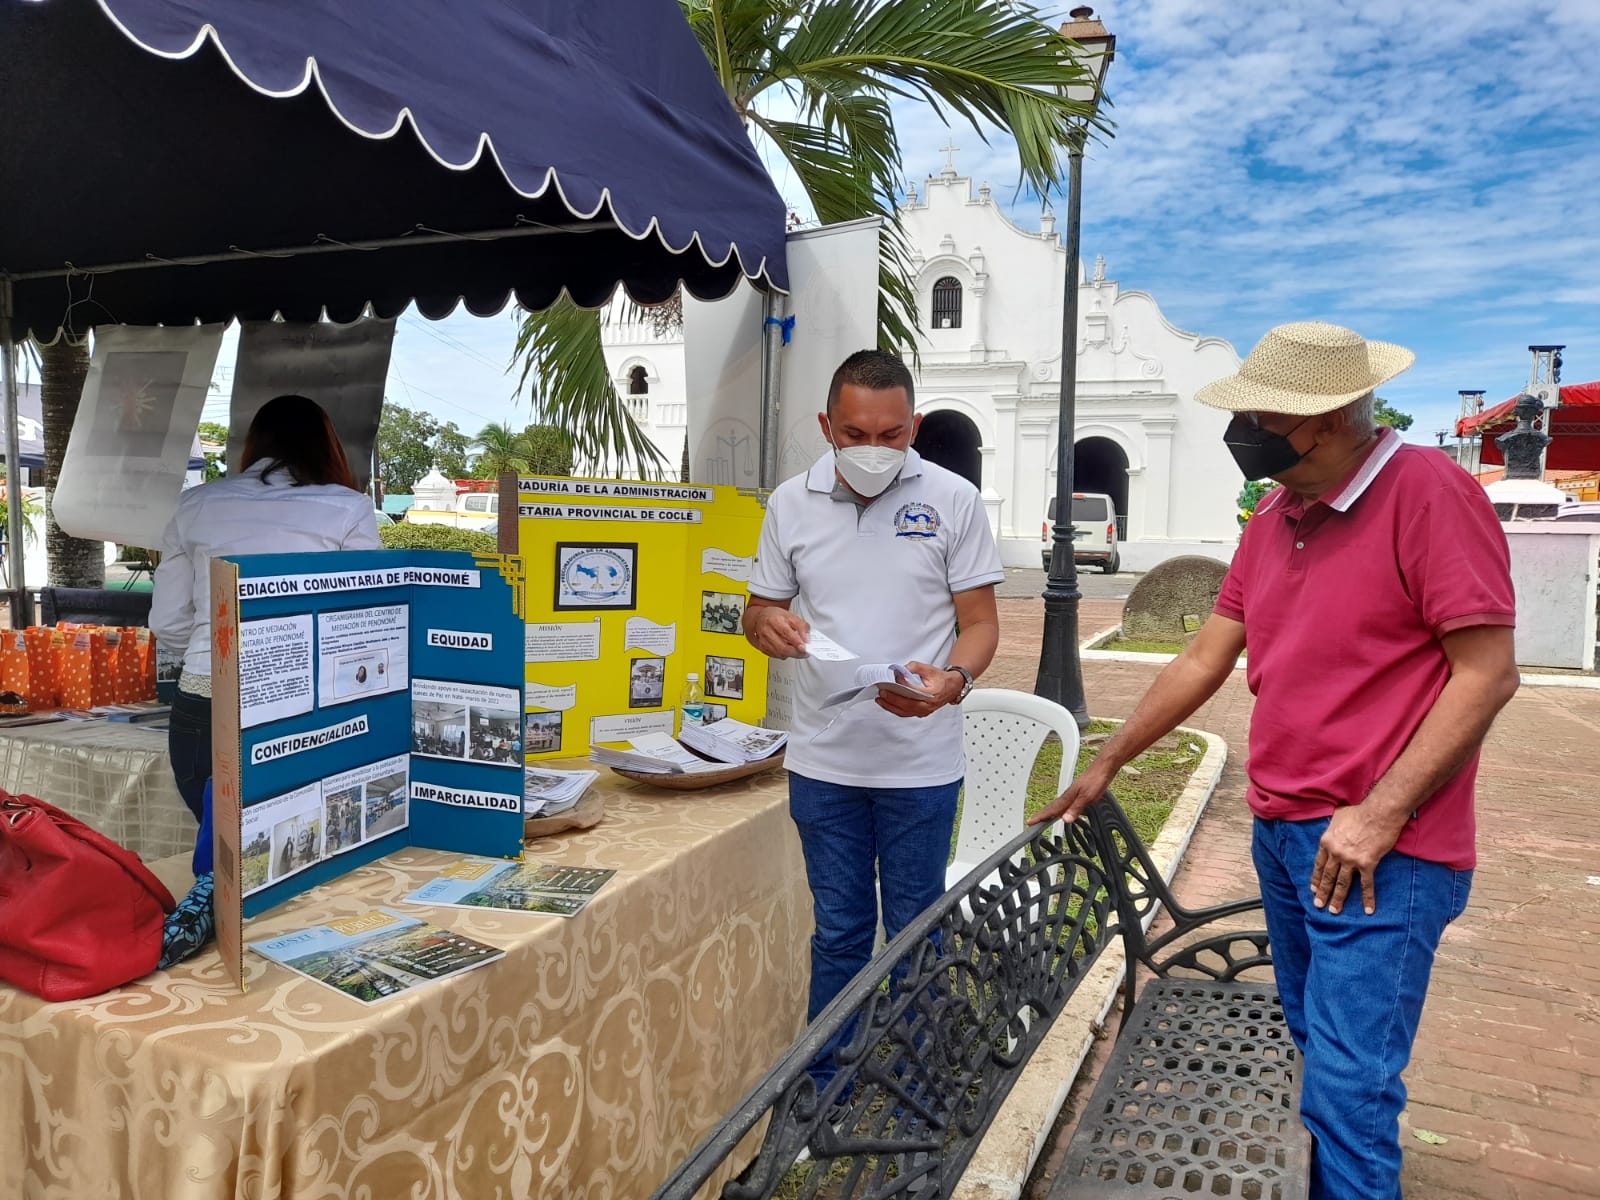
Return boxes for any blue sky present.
[205,0,1599,447]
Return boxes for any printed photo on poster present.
[412,679,523,767]
[468,703,523,766]
[317,604,409,706]
[705,655,746,701]
[323,784,364,855]
[365,769,410,838]
[322,753,411,845]
[412,699,466,761]
[704,702,728,722]
[628,657,665,708]
[525,710,563,754]
[238,781,326,895]
[700,590,746,635]
[555,543,637,611]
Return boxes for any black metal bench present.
[650,794,1310,1200]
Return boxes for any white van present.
[1042,492,1120,574]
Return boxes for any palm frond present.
[750,0,1110,197]
[510,299,670,480]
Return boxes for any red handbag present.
[0,792,175,1001]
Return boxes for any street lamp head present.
[1060,7,1116,106]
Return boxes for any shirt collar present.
[805,446,925,493]
[1323,427,1402,512]
[1261,427,1402,519]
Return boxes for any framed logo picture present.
[555,543,638,612]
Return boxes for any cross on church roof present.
[940,138,960,173]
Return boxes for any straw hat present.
[1196,321,1415,416]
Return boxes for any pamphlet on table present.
[679,717,787,763]
[249,908,503,1004]
[523,765,597,816]
[589,732,729,775]
[404,856,617,918]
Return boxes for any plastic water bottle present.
[680,673,705,730]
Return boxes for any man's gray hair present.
[1343,392,1378,435]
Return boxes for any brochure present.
[249,909,503,1004]
[820,664,935,709]
[590,731,728,775]
[404,857,618,918]
[524,765,598,816]
[679,716,787,764]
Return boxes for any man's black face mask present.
[1223,413,1314,481]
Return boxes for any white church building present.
[603,161,1247,571]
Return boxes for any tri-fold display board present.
[210,549,527,990]
[501,475,770,759]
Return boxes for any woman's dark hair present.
[239,394,358,490]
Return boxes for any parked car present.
[1041,492,1120,574]
[404,489,498,534]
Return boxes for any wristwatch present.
[944,665,975,703]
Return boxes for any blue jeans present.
[1252,816,1471,1200]
[167,688,211,823]
[788,773,960,1089]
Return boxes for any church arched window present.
[628,365,649,394]
[931,276,962,329]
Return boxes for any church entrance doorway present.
[1073,436,1129,539]
[914,410,982,489]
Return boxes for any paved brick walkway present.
[989,598,1600,1199]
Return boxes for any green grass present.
[1100,637,1246,659]
[951,720,1202,863]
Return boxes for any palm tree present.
[471,421,531,478]
[511,0,1108,478]
[38,337,105,587]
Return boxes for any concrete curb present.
[951,725,1229,1200]
[1081,625,1600,690]
[1078,624,1245,670]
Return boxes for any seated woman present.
[151,395,382,821]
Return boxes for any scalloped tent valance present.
[0,0,789,342]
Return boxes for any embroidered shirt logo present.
[894,502,941,538]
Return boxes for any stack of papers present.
[590,732,728,775]
[523,765,598,817]
[680,717,788,764]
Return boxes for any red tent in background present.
[1456,382,1600,469]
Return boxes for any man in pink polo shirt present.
[1033,322,1519,1200]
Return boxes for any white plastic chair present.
[948,689,1081,889]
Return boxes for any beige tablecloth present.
[0,768,810,1200]
[0,719,194,859]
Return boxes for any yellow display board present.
[505,476,770,758]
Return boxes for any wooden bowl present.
[608,751,786,791]
[523,788,607,838]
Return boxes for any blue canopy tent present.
[0,0,790,622]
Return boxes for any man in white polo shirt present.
[743,348,1003,1088]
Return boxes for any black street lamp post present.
[1035,7,1114,728]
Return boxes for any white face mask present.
[827,427,906,498]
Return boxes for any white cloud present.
[935,0,1600,438]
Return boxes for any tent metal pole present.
[7,219,610,284]
[0,276,32,629]
[758,290,787,490]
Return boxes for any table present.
[0,767,811,1200]
[0,718,193,859]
